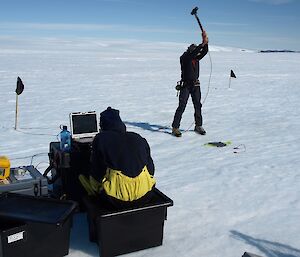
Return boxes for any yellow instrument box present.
[0,156,10,180]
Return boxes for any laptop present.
[69,111,99,144]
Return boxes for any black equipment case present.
[0,193,77,257]
[46,141,91,208]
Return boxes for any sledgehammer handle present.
[191,7,204,32]
[195,14,204,32]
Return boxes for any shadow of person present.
[124,121,172,135]
[230,230,300,257]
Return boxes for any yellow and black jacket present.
[89,107,155,202]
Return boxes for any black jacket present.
[180,44,208,82]
[90,108,154,183]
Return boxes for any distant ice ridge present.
[0,36,254,54]
[209,45,255,53]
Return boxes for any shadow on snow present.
[230,230,300,257]
[124,121,172,135]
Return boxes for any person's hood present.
[187,44,197,53]
[100,107,126,133]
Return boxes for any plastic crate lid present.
[90,187,173,217]
[0,193,77,226]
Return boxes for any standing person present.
[79,107,156,209]
[171,31,209,137]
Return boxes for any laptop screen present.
[70,112,99,138]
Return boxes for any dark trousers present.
[172,83,202,129]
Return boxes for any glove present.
[202,31,209,45]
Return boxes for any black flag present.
[15,77,24,95]
[230,70,236,78]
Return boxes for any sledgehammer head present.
[191,7,198,16]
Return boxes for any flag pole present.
[14,76,24,129]
[14,93,19,130]
[229,70,236,89]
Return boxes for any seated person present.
[80,107,156,209]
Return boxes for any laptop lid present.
[69,111,99,140]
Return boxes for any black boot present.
[194,126,206,135]
[172,128,182,137]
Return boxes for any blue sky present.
[0,0,299,50]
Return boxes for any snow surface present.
[1,38,300,257]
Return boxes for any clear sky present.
[0,0,299,50]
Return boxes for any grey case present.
[0,166,48,196]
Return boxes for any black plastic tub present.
[0,218,28,257]
[83,187,173,257]
[0,193,77,257]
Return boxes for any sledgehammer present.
[191,7,204,32]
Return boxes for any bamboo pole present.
[228,76,232,89]
[14,94,18,130]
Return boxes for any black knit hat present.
[188,44,197,53]
[100,107,126,132]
